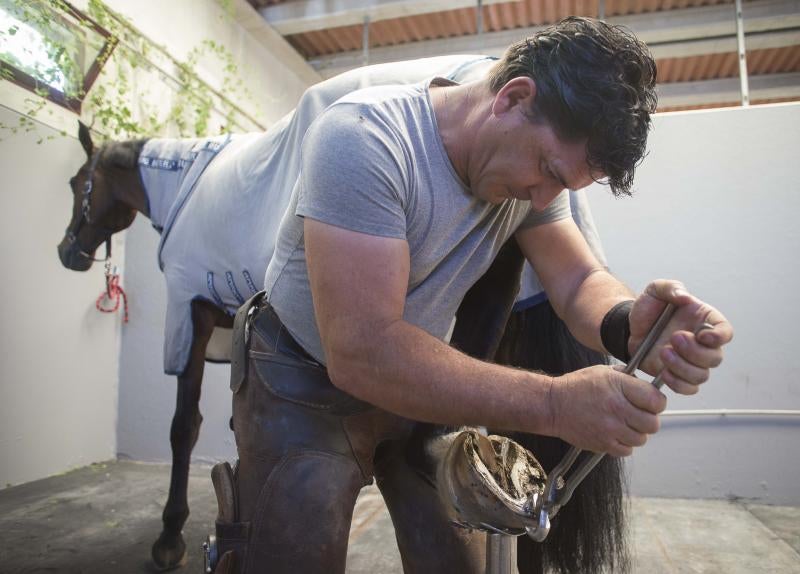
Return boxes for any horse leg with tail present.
[432,239,629,574]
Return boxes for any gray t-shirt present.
[264,79,570,364]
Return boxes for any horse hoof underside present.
[151,532,188,571]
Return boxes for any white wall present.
[0,107,120,487]
[587,102,800,504]
[116,217,236,463]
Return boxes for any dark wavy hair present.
[488,16,657,196]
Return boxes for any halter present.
[65,151,114,262]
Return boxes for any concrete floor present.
[0,461,798,573]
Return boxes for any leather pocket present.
[249,351,372,415]
[230,291,265,394]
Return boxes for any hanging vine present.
[0,0,86,141]
[0,0,264,143]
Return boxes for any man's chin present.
[472,185,511,204]
[487,189,510,205]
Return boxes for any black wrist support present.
[601,300,634,363]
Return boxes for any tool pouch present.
[231,291,265,395]
[204,461,250,573]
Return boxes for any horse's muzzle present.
[57,237,93,271]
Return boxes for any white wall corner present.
[232,0,322,86]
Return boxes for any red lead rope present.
[96,264,129,323]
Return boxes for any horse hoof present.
[151,532,188,571]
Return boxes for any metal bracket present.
[202,534,218,573]
[735,0,750,106]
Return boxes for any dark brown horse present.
[59,124,235,570]
[58,122,627,573]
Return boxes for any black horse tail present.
[496,301,630,574]
[448,238,629,574]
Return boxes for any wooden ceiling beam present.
[260,0,521,36]
[648,29,800,60]
[657,71,800,108]
[306,0,800,77]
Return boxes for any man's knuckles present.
[663,355,710,385]
[672,332,724,368]
[618,377,665,414]
[635,410,661,434]
[630,432,648,448]
[610,443,634,458]
[662,370,701,395]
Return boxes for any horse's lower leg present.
[151,375,203,570]
[152,301,221,571]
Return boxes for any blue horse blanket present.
[137,55,605,376]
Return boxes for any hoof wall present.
[151,532,188,571]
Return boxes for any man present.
[217,17,733,574]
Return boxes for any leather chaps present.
[214,292,486,573]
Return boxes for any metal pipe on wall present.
[662,409,800,417]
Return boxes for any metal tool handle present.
[527,303,677,541]
[622,303,677,376]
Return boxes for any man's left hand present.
[629,279,733,395]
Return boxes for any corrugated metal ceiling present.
[247,0,800,111]
[281,0,732,57]
[659,45,800,81]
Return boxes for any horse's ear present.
[78,121,94,158]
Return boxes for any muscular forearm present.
[554,268,634,355]
[516,220,634,356]
[325,319,556,436]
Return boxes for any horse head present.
[58,123,147,271]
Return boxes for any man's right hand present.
[549,365,667,457]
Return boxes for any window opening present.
[0,0,116,112]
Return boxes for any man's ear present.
[492,76,537,117]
